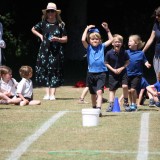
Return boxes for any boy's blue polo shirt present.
[136,77,149,95]
[126,49,147,76]
[105,48,129,75]
[87,43,107,73]
[154,81,160,92]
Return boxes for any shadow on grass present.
[101,114,120,117]
[138,108,159,112]
[0,107,11,110]
[56,98,77,100]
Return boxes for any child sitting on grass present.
[16,65,41,106]
[146,72,160,107]
[0,65,21,105]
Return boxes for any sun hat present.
[42,2,61,14]
[88,28,100,33]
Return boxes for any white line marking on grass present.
[6,111,67,160]
[137,113,149,160]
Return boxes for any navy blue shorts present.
[108,72,128,91]
[128,75,142,89]
[87,72,106,94]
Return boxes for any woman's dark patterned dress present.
[34,20,67,87]
[153,22,160,75]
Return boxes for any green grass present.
[0,86,160,160]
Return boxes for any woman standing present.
[31,2,67,100]
[142,6,160,78]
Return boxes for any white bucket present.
[82,108,100,127]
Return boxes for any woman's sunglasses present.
[47,10,55,13]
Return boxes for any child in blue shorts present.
[119,77,154,107]
[136,77,154,106]
[146,72,160,107]
[126,35,151,111]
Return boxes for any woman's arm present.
[142,30,155,52]
[50,35,67,43]
[31,27,43,41]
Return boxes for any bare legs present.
[43,87,56,100]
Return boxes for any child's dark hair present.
[152,6,160,18]
[19,66,33,78]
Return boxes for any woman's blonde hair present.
[129,34,145,50]
[19,66,33,79]
[42,11,65,28]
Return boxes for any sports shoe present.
[149,99,155,107]
[96,107,102,117]
[43,95,50,100]
[123,103,131,112]
[155,101,160,107]
[78,98,89,104]
[106,105,113,112]
[130,104,137,111]
[50,95,56,100]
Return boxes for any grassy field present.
[0,86,160,160]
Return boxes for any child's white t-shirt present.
[0,78,18,96]
[16,78,33,98]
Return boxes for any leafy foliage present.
[0,13,31,57]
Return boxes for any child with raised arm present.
[105,34,130,112]
[0,65,21,104]
[81,22,113,116]
[16,66,41,106]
